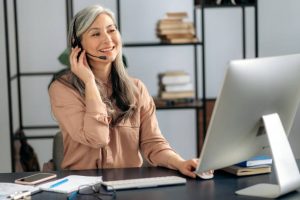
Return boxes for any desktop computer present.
[195,53,300,198]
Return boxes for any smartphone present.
[15,173,57,185]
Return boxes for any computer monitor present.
[195,53,300,198]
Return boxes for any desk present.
[1,167,300,200]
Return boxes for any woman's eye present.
[109,29,116,33]
[91,33,100,37]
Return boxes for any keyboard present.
[102,176,186,191]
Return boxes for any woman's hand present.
[176,158,198,178]
[69,47,95,84]
[176,159,214,179]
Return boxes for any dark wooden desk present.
[1,167,300,200]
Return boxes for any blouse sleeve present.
[49,81,110,148]
[137,80,183,169]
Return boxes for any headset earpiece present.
[72,18,81,48]
[72,18,83,60]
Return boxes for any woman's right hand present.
[69,47,95,84]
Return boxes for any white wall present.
[0,0,12,172]
[1,0,300,172]
[258,0,300,158]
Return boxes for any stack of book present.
[156,12,198,44]
[153,97,195,107]
[222,155,272,176]
[158,71,195,100]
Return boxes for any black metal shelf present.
[155,100,203,110]
[199,3,256,8]
[13,135,55,140]
[22,125,59,130]
[124,42,203,47]
[19,72,56,76]
[5,0,258,172]
[4,0,72,172]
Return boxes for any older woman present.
[49,5,212,179]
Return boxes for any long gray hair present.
[50,5,137,125]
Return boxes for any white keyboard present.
[102,176,186,191]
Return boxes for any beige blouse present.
[49,78,182,170]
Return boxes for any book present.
[157,22,194,30]
[157,28,195,36]
[159,73,191,85]
[160,70,187,76]
[38,175,102,194]
[160,91,195,99]
[237,155,272,167]
[164,37,198,44]
[166,12,188,19]
[158,18,183,25]
[158,71,195,99]
[163,83,194,92]
[156,11,198,44]
[153,97,195,107]
[222,165,272,176]
[163,33,195,39]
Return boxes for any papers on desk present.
[0,183,40,200]
[38,175,102,193]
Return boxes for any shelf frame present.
[4,0,258,172]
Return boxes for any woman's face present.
[81,13,121,62]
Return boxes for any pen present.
[49,178,69,188]
[67,191,78,200]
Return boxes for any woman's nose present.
[102,32,112,43]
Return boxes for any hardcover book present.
[222,165,272,176]
[157,22,194,30]
[166,12,188,19]
[159,74,191,85]
[237,155,272,167]
[160,91,195,100]
[164,37,198,44]
[164,83,194,92]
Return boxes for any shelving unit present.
[197,0,258,147]
[4,0,258,172]
[119,0,258,156]
[118,2,204,157]
[4,0,68,172]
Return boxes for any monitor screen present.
[196,53,300,173]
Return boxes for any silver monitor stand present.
[236,113,300,198]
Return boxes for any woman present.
[49,5,212,178]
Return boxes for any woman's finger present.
[183,169,196,178]
[78,49,86,65]
[70,47,79,63]
[70,47,81,69]
[69,47,75,66]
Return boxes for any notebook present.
[38,175,102,194]
[236,155,272,167]
[222,165,272,176]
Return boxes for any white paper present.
[38,175,102,194]
[0,183,40,200]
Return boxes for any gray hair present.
[52,5,137,126]
[67,5,116,48]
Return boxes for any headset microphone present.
[86,53,107,60]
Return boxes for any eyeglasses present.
[67,183,116,200]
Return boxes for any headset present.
[72,18,107,60]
